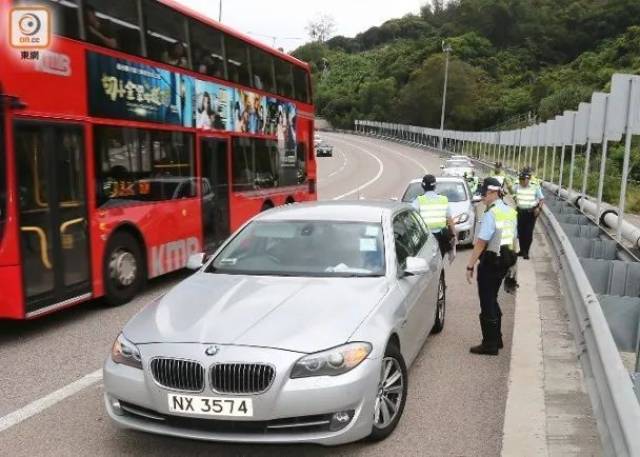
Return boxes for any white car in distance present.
[401,177,477,245]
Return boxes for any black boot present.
[497,309,503,349]
[470,316,499,355]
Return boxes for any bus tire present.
[261,200,274,212]
[285,196,295,205]
[103,231,145,307]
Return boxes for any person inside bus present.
[162,42,188,68]
[85,5,118,49]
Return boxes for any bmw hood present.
[124,273,389,354]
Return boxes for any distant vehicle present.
[440,159,474,178]
[316,141,334,157]
[401,177,477,245]
[314,133,322,147]
[450,155,470,161]
[104,201,446,445]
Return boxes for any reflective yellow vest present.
[487,204,518,253]
[417,194,449,232]
[515,185,537,209]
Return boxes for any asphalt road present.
[0,133,513,457]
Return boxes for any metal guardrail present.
[539,199,640,457]
[347,128,640,457]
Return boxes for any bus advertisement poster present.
[87,51,194,127]
[194,80,232,131]
[231,90,268,134]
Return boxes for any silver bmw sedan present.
[104,201,446,446]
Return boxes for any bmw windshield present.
[209,220,386,277]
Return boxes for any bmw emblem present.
[205,345,220,356]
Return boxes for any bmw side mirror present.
[187,252,206,270]
[404,257,430,276]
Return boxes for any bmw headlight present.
[111,333,142,369]
[454,213,469,224]
[290,342,372,378]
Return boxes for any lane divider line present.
[327,136,384,200]
[0,369,103,433]
[351,136,429,174]
[327,146,348,178]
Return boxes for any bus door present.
[14,121,91,314]
[200,136,230,252]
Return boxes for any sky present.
[174,0,425,51]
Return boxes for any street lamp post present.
[439,41,452,151]
[218,0,222,22]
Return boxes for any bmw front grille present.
[210,363,275,395]
[150,358,205,392]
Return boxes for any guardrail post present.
[581,140,592,212]
[595,136,609,226]
[615,78,636,241]
[550,145,557,183]
[558,143,566,190]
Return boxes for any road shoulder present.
[501,226,603,456]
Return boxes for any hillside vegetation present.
[293,0,640,132]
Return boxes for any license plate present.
[167,394,253,417]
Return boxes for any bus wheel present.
[103,231,145,306]
[285,197,295,205]
[261,201,274,212]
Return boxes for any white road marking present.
[353,136,429,174]
[327,146,348,178]
[0,369,103,433]
[328,137,384,200]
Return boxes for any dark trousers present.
[477,259,507,321]
[434,229,452,257]
[517,208,537,255]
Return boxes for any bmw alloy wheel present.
[373,357,404,429]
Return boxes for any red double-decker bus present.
[0,0,316,319]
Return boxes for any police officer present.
[465,177,518,355]
[492,162,506,187]
[513,169,544,259]
[527,166,542,190]
[413,174,457,257]
[464,171,479,195]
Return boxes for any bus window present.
[143,0,189,69]
[253,139,278,189]
[95,126,194,206]
[15,0,80,40]
[225,35,251,87]
[190,19,225,79]
[293,67,310,104]
[250,47,275,93]
[231,137,253,192]
[84,0,142,55]
[296,142,308,184]
[275,59,294,99]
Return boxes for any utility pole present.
[218,0,222,22]
[439,41,452,151]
